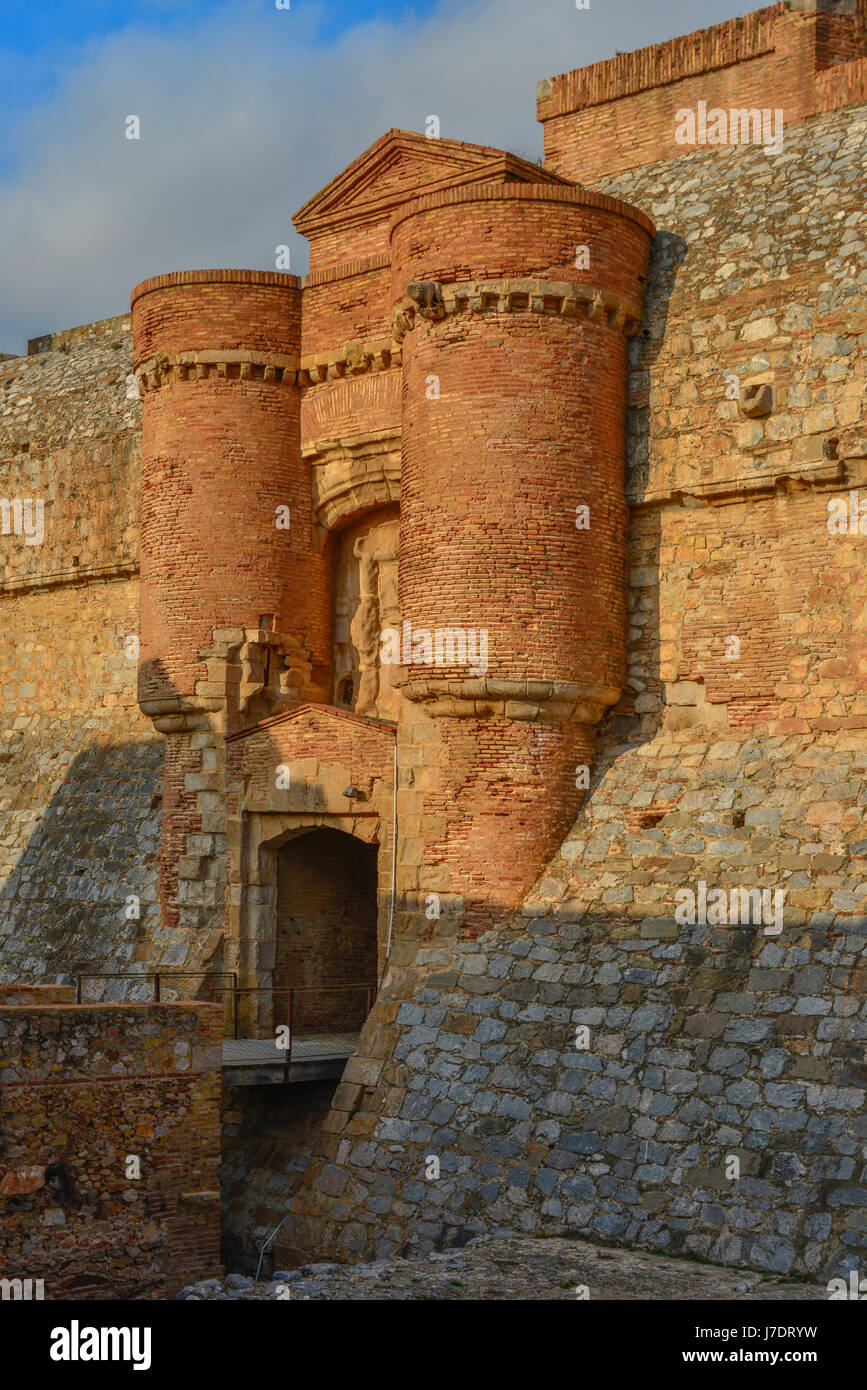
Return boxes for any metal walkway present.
[222,1032,359,1085]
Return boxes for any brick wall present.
[539,2,867,183]
[275,828,379,1032]
[0,990,222,1298]
[389,182,653,934]
[541,2,867,184]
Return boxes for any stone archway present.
[274,826,380,1036]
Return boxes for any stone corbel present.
[407,281,447,320]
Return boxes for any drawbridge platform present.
[221,1032,359,1085]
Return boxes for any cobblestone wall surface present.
[287,729,866,1279]
[0,322,163,987]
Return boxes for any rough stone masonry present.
[0,0,865,1294]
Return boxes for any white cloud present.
[0,0,738,352]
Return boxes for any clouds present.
[0,0,738,353]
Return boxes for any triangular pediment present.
[293,129,568,239]
[227,702,396,745]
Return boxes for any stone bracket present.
[394,277,645,338]
[398,675,622,722]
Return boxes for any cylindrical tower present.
[389,183,654,932]
[131,269,331,934]
[131,268,330,726]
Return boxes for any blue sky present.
[0,2,439,175]
[0,0,742,352]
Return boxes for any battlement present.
[26,312,131,358]
[540,0,867,181]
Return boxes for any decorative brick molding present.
[136,341,400,391]
[297,339,398,387]
[399,676,622,723]
[135,349,299,393]
[135,275,646,399]
[394,276,645,338]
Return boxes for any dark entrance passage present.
[275,827,379,1035]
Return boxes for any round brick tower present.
[131,269,331,933]
[131,268,330,728]
[389,183,654,931]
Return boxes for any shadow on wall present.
[579,227,685,786]
[627,230,688,502]
[270,888,866,1281]
[220,1079,339,1276]
[0,739,163,994]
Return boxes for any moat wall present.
[0,987,223,1298]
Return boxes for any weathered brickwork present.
[0,988,223,1298]
[0,2,864,1290]
[539,1,867,183]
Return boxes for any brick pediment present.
[293,128,568,240]
[227,703,395,816]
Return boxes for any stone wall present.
[0,988,223,1298]
[285,100,866,1274]
[220,1080,338,1275]
[0,321,163,988]
[287,728,865,1278]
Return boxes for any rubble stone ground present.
[178,1235,830,1301]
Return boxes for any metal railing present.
[74,972,375,1049]
[235,983,376,1044]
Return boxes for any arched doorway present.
[275,827,379,1036]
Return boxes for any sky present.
[0,0,745,353]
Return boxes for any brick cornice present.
[395,276,646,338]
[389,180,656,240]
[135,348,299,392]
[400,676,622,723]
[131,268,298,308]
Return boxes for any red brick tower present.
[389,184,655,931]
[131,269,330,930]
